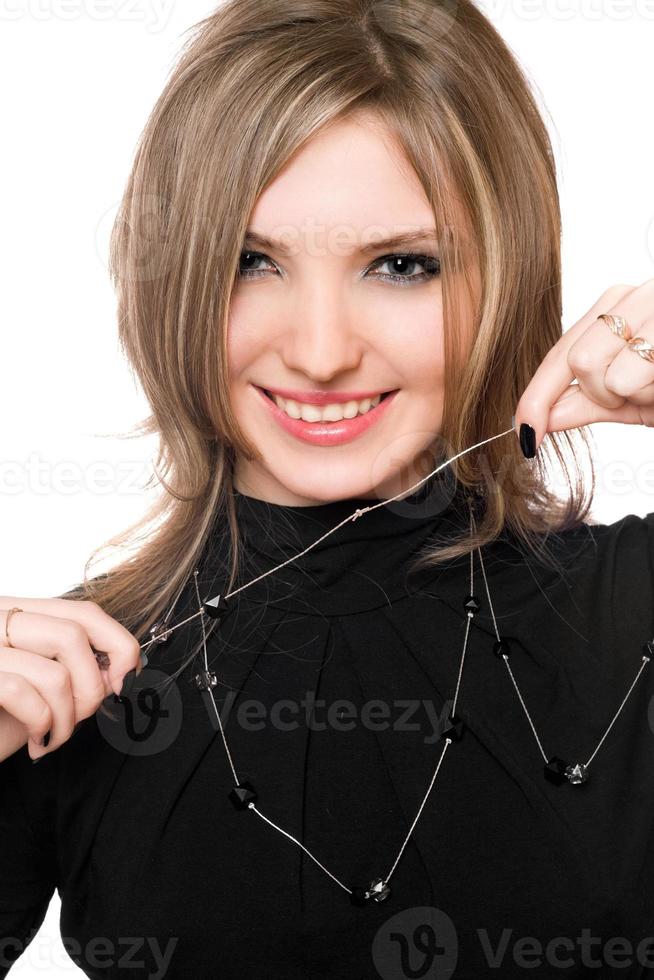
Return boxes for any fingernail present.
[118,667,136,699]
[41,730,50,747]
[511,413,516,429]
[31,757,43,765]
[519,423,537,458]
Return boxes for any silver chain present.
[190,518,478,904]
[475,537,651,785]
[135,424,653,902]
[139,427,516,646]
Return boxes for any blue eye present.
[238,250,275,277]
[237,249,441,285]
[368,252,441,285]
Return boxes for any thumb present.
[547,385,642,433]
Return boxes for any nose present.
[280,282,363,382]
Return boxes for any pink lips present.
[254,385,399,447]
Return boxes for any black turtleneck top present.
[2,482,654,979]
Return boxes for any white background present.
[1,0,654,975]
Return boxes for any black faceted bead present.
[193,670,218,691]
[544,756,569,785]
[367,878,391,902]
[463,594,480,615]
[493,638,511,659]
[203,594,231,621]
[349,879,391,904]
[441,712,465,742]
[149,621,173,644]
[643,638,654,659]
[564,762,589,785]
[229,780,257,810]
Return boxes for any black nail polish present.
[31,757,42,764]
[118,667,136,699]
[519,423,537,458]
[42,730,50,747]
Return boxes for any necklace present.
[133,425,653,905]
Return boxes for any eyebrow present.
[242,227,440,256]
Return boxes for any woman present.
[1,0,654,976]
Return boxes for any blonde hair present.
[61,0,595,652]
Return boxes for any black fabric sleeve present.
[555,510,654,679]
[0,745,59,978]
[594,510,654,654]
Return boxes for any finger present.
[0,609,108,710]
[604,316,654,401]
[0,671,53,761]
[514,284,636,449]
[621,379,654,410]
[0,648,73,759]
[568,289,654,408]
[547,384,643,432]
[566,320,629,410]
[0,598,141,699]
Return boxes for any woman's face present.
[228,111,465,506]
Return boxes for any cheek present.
[226,293,268,378]
[378,300,445,391]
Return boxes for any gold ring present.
[3,607,23,649]
[598,313,632,341]
[627,336,654,364]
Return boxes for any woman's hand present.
[514,280,654,456]
[0,598,142,764]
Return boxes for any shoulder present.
[550,512,654,672]
[514,509,654,588]
[487,511,654,675]
[587,509,654,561]
[562,510,654,597]
[576,511,654,645]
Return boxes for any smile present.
[252,385,400,447]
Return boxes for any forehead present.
[247,113,438,249]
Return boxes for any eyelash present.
[237,250,441,286]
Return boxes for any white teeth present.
[270,392,382,422]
